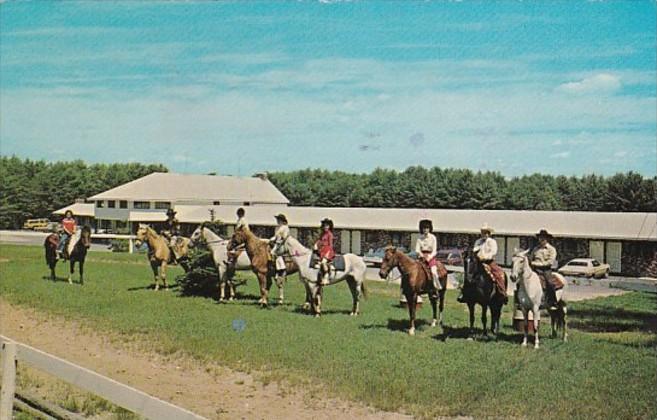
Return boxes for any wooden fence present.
[0,335,206,420]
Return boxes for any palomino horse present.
[511,250,568,349]
[189,225,251,301]
[379,247,447,336]
[44,225,92,285]
[134,224,191,290]
[461,251,508,339]
[227,228,298,306]
[280,235,367,317]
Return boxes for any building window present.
[119,200,128,209]
[107,200,116,208]
[155,202,171,210]
[96,200,104,208]
[133,201,151,209]
[243,202,251,206]
[213,201,221,205]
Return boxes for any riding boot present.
[432,274,442,291]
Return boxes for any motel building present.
[55,172,657,278]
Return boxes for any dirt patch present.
[0,299,409,419]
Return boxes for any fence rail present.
[0,335,206,420]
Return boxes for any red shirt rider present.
[315,218,335,261]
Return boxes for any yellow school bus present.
[22,218,50,231]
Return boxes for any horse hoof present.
[408,328,415,336]
[467,337,474,341]
[431,320,437,327]
[521,342,528,347]
[534,344,540,350]
[315,314,321,318]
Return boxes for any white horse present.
[281,235,367,317]
[511,250,568,349]
[189,226,251,301]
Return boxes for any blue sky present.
[1,0,655,177]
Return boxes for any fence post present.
[0,341,17,419]
[128,238,134,254]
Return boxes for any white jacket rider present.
[473,236,497,261]
[415,220,441,291]
[270,214,289,271]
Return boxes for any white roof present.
[128,211,168,222]
[53,203,95,217]
[174,205,657,241]
[88,172,289,204]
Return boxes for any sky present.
[1,0,655,177]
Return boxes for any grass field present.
[1,244,656,419]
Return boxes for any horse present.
[511,250,568,349]
[378,247,447,336]
[189,224,251,301]
[461,251,508,339]
[43,225,92,285]
[134,223,191,290]
[227,228,299,307]
[278,235,367,317]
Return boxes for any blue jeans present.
[58,232,70,252]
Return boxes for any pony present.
[227,228,299,307]
[278,235,367,317]
[511,250,568,348]
[189,224,251,301]
[43,225,92,285]
[134,223,191,290]
[461,251,508,339]
[378,247,447,336]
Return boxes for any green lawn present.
[1,244,655,419]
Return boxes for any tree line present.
[268,167,656,212]
[1,157,654,230]
[0,156,167,229]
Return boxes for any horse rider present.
[458,223,507,303]
[161,208,181,257]
[235,207,249,231]
[58,210,77,259]
[269,214,290,277]
[530,229,558,310]
[415,219,442,292]
[314,218,335,285]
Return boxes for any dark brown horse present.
[228,228,298,307]
[379,247,447,335]
[461,250,508,339]
[44,225,92,285]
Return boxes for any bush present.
[175,248,219,297]
[110,239,129,253]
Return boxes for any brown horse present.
[379,247,447,335]
[44,225,92,285]
[228,228,298,307]
[134,224,190,290]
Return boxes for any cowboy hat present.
[480,223,494,234]
[274,213,288,223]
[320,218,334,229]
[166,208,177,216]
[418,219,433,233]
[536,229,553,239]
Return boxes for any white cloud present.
[556,73,622,94]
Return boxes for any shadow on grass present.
[570,306,657,334]
[434,325,519,344]
[41,275,72,283]
[127,284,180,292]
[360,317,431,333]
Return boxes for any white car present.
[558,258,610,279]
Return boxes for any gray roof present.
[88,172,289,204]
[174,205,657,241]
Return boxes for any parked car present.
[22,218,50,231]
[436,248,464,267]
[363,246,410,267]
[558,258,610,279]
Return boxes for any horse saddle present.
[538,273,565,290]
[310,254,345,272]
